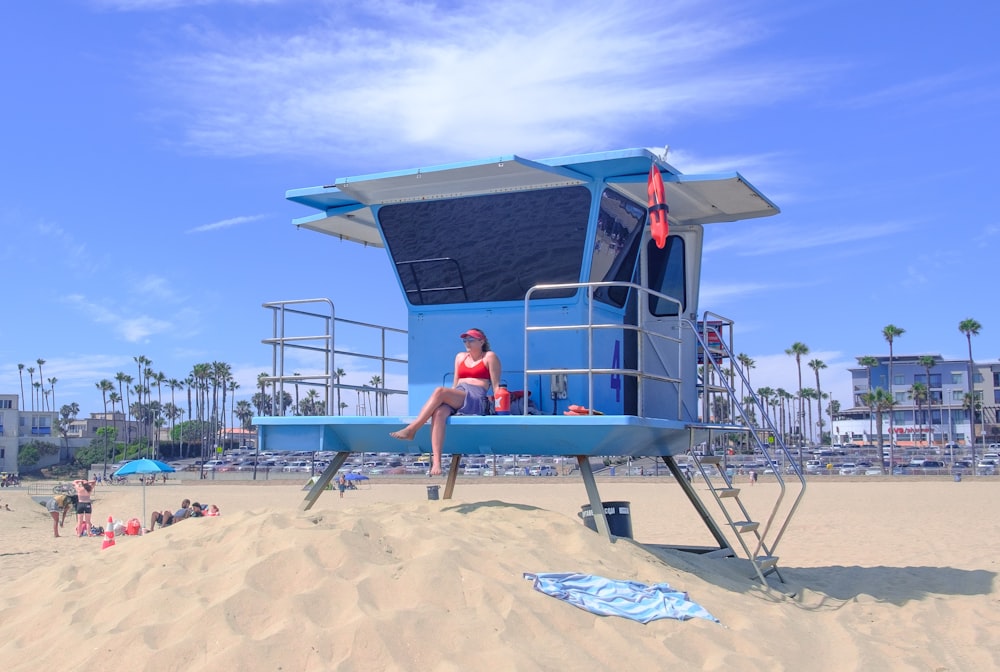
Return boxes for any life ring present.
[646,164,669,249]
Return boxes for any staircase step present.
[732,521,759,533]
[755,555,779,571]
[717,488,740,498]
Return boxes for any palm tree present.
[861,388,894,473]
[57,402,80,462]
[800,388,817,443]
[114,372,130,443]
[96,379,115,476]
[48,377,57,410]
[17,363,25,409]
[785,342,809,445]
[856,356,879,441]
[916,354,938,445]
[334,368,346,416]
[256,372,269,415]
[108,392,121,460]
[235,400,254,430]
[36,359,46,410]
[27,366,35,412]
[808,359,827,445]
[756,386,775,437]
[826,397,841,443]
[227,380,240,438]
[775,387,789,443]
[882,324,905,450]
[369,375,384,415]
[958,318,982,459]
[909,382,929,447]
[736,353,755,409]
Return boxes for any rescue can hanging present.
[647,164,669,249]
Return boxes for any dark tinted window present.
[646,236,685,316]
[590,189,645,308]
[379,186,591,305]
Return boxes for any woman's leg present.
[428,404,454,475]
[51,511,60,537]
[390,386,467,440]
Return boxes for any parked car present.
[838,463,858,475]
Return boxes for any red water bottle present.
[494,385,511,415]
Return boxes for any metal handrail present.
[523,281,683,417]
[261,299,407,416]
[689,317,806,562]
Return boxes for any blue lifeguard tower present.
[254,148,805,582]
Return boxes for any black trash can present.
[579,501,633,538]
[426,485,440,500]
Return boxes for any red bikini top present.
[457,357,490,380]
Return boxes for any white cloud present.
[92,0,281,10]
[141,1,819,161]
[187,214,268,233]
[704,220,911,257]
[63,293,174,343]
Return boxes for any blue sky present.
[1,0,997,419]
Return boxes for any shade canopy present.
[112,459,176,476]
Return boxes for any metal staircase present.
[683,315,807,584]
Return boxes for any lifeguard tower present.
[254,148,805,582]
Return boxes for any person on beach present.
[72,479,96,537]
[338,475,347,498]
[43,494,77,537]
[390,328,501,476]
[149,498,191,531]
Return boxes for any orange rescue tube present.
[646,164,669,249]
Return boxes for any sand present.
[1,476,997,671]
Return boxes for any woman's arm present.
[451,352,463,388]
[485,352,502,392]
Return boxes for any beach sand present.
[1,476,997,671]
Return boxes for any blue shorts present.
[451,383,488,416]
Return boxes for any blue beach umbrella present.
[113,459,176,524]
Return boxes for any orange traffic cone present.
[102,515,116,550]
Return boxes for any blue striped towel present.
[523,572,719,624]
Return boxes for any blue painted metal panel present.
[254,414,699,457]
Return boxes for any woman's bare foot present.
[389,429,415,441]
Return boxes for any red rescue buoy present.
[647,164,669,249]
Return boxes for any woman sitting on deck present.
[390,328,501,475]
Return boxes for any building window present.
[0,399,11,409]
[952,390,965,402]
[893,374,905,385]
[951,373,964,385]
[915,373,942,388]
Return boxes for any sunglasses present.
[461,337,481,343]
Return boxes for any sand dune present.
[1,478,997,670]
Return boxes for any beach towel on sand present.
[523,572,718,624]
